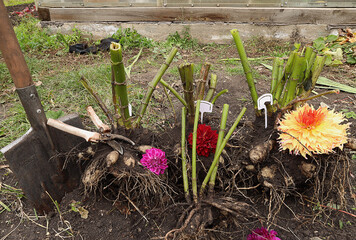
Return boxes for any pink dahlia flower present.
[140,148,168,175]
[247,227,281,240]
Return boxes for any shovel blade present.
[1,114,87,213]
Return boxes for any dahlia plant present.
[182,101,247,202]
[278,103,349,158]
[159,62,228,126]
[231,29,328,115]
[80,43,178,130]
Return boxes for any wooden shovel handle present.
[0,0,33,88]
[47,118,101,142]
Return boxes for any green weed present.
[14,16,86,53]
[341,109,356,119]
[4,0,33,6]
[313,34,356,65]
[165,28,199,49]
[112,28,155,49]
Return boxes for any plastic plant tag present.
[128,104,132,117]
[195,100,213,123]
[257,93,273,128]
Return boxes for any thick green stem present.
[110,42,131,128]
[134,48,178,127]
[160,79,187,107]
[230,29,261,117]
[200,107,246,195]
[196,63,211,100]
[181,107,190,203]
[300,55,326,98]
[282,54,306,107]
[192,100,201,204]
[211,89,228,105]
[278,51,298,104]
[273,60,286,104]
[270,58,280,93]
[299,50,316,96]
[179,63,195,126]
[204,73,217,102]
[208,104,229,195]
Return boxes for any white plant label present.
[128,103,132,117]
[195,100,213,123]
[257,93,273,128]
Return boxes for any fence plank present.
[49,7,356,24]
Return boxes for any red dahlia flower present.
[188,124,218,157]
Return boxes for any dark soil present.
[1,5,356,240]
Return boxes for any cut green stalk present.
[79,76,115,128]
[304,46,313,63]
[160,79,187,107]
[273,60,286,104]
[110,42,131,128]
[211,89,228,105]
[208,104,229,195]
[278,47,300,104]
[270,58,280,93]
[300,55,326,98]
[298,50,316,96]
[204,73,217,102]
[192,100,201,204]
[282,54,306,107]
[271,58,285,92]
[134,48,178,127]
[271,58,285,108]
[200,107,246,195]
[196,63,211,100]
[181,107,190,203]
[230,29,261,117]
[179,63,195,126]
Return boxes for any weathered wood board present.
[38,0,356,8]
[48,7,356,24]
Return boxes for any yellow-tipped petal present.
[278,104,349,158]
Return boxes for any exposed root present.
[164,197,257,240]
[249,140,275,164]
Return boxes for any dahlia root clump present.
[140,148,168,175]
[247,227,281,240]
[188,124,218,157]
[278,103,349,158]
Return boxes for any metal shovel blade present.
[1,114,87,213]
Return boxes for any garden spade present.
[0,0,85,213]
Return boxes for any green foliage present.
[340,109,356,119]
[165,28,199,49]
[14,16,85,53]
[312,34,356,65]
[4,0,33,6]
[111,28,155,49]
[46,110,65,119]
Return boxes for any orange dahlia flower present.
[278,103,349,158]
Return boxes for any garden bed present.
[1,3,356,240]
